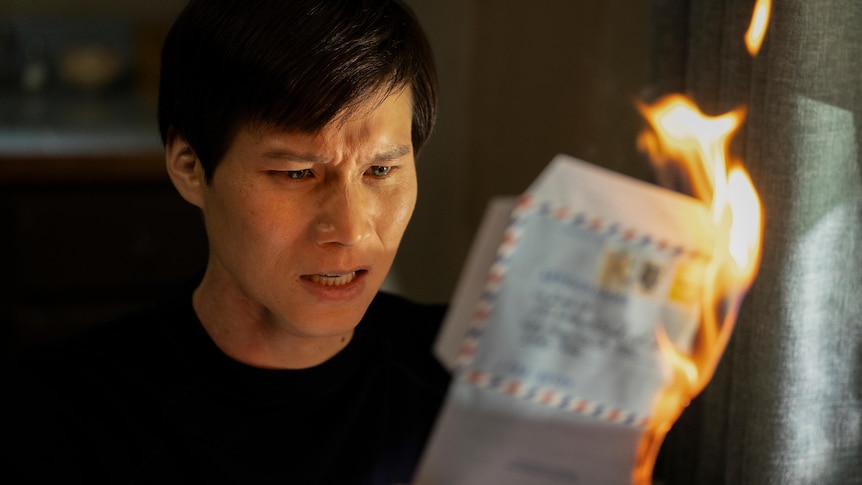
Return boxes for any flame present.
[631,94,763,483]
[625,3,771,483]
[745,0,772,56]
[727,168,762,274]
[636,96,745,213]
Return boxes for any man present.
[3,1,449,483]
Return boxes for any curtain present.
[650,0,862,484]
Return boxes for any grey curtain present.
[649,0,862,484]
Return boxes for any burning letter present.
[416,3,767,482]
[414,153,742,484]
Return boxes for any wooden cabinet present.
[0,155,208,356]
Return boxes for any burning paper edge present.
[631,1,769,468]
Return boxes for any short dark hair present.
[158,0,438,181]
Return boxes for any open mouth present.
[303,270,367,287]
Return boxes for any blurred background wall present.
[397,0,652,302]
[0,0,652,352]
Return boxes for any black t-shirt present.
[3,289,451,484]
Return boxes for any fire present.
[625,1,771,481]
[632,92,763,484]
[635,96,745,210]
[726,168,762,274]
[627,1,770,477]
[745,0,772,56]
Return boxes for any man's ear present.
[165,133,206,209]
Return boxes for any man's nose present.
[312,185,374,247]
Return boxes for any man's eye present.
[368,166,391,177]
[284,169,312,180]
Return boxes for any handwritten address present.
[519,269,656,360]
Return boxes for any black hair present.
[158,0,438,181]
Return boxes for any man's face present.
[196,89,416,340]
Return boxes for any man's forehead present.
[237,124,412,163]
[240,90,413,150]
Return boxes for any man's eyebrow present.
[260,149,324,163]
[372,144,412,163]
[259,144,411,163]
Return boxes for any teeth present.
[308,272,357,286]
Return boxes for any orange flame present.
[627,5,771,480]
[631,93,763,484]
[745,0,772,56]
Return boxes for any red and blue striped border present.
[454,193,705,428]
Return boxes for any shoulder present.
[2,291,197,478]
[28,290,190,368]
[4,289,195,406]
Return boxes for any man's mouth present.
[303,270,366,286]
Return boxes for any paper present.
[415,154,714,484]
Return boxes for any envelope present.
[415,154,714,485]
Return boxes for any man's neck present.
[191,274,353,370]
